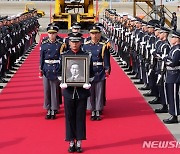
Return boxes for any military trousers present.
[43,76,60,111]
[166,83,180,116]
[158,82,168,106]
[64,97,87,141]
[90,80,105,111]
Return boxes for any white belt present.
[166,66,180,71]
[45,60,60,64]
[93,62,103,66]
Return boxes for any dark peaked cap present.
[89,25,101,33]
[68,32,82,42]
[72,22,81,29]
[160,26,171,33]
[47,23,59,33]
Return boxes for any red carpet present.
[0,34,179,154]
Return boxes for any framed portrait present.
[62,55,90,87]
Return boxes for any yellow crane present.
[52,0,96,29]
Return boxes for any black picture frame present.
[62,55,90,87]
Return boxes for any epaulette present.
[41,37,49,44]
[62,50,69,54]
[81,47,89,54]
[84,40,91,44]
[100,39,106,43]
[56,39,63,44]
[59,43,66,54]
[99,42,106,45]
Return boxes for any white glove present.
[60,83,68,89]
[83,83,91,89]
[57,76,62,81]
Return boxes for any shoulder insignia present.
[41,37,49,44]
[62,50,70,55]
[84,40,91,44]
[99,42,106,45]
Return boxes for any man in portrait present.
[66,62,84,82]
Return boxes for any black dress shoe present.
[127,71,135,75]
[155,105,168,113]
[130,74,138,79]
[121,65,128,68]
[138,84,150,90]
[96,116,102,121]
[10,68,18,71]
[3,75,11,79]
[13,64,20,67]
[0,78,8,83]
[148,97,160,104]
[45,114,51,119]
[163,116,178,124]
[143,91,154,97]
[68,145,76,153]
[90,115,96,121]
[76,146,83,153]
[134,80,144,84]
[124,68,132,72]
[51,110,56,120]
[45,110,51,120]
[51,114,56,120]
[6,71,14,74]
[54,110,60,114]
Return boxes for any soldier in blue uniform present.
[83,25,111,121]
[154,27,171,113]
[40,24,65,120]
[63,22,84,50]
[163,30,180,124]
[85,23,111,112]
[60,32,93,153]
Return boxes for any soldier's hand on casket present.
[83,83,91,89]
[60,83,68,89]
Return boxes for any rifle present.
[156,48,167,85]
[138,37,146,79]
[148,43,156,76]
[135,34,139,52]
[121,26,124,41]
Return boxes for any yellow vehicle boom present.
[53,0,95,29]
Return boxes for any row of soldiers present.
[0,9,40,89]
[102,9,180,124]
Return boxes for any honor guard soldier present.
[63,22,84,50]
[147,24,161,104]
[163,30,180,124]
[60,32,94,153]
[171,12,177,31]
[40,24,65,120]
[83,25,111,121]
[154,27,171,114]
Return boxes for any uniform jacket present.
[155,39,171,73]
[40,36,65,80]
[166,44,180,83]
[84,36,111,74]
[83,40,110,82]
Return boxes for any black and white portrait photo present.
[66,61,85,82]
[62,55,89,86]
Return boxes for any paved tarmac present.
[0,0,180,142]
